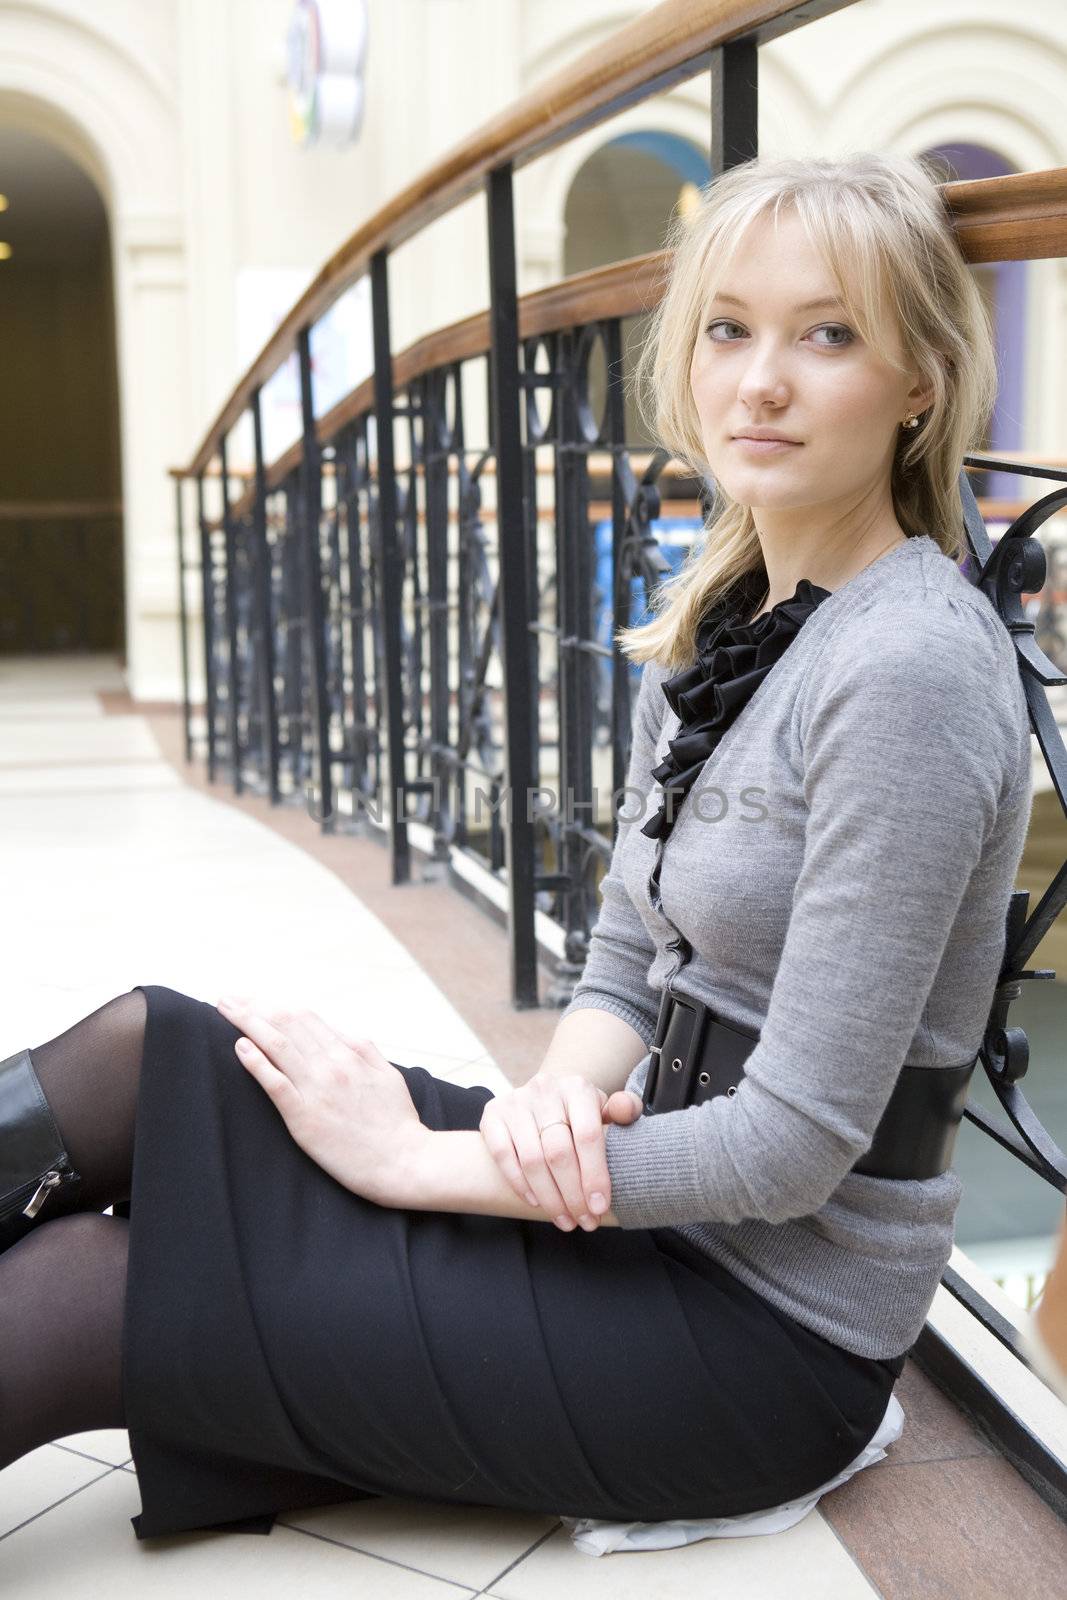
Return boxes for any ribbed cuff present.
[603,1108,710,1229]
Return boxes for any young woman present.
[0,150,1035,1540]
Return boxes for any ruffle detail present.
[640,575,832,843]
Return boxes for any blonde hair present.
[617,151,998,671]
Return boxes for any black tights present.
[0,989,147,1473]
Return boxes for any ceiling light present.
[0,243,11,261]
[0,195,8,212]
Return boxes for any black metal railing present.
[171,0,1067,1512]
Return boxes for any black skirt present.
[121,984,905,1541]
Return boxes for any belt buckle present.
[646,984,712,1114]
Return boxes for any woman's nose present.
[736,347,790,408]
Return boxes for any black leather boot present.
[0,1047,83,1251]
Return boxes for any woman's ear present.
[905,379,936,417]
[906,354,946,418]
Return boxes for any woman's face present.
[689,208,929,520]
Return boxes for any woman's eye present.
[706,320,745,340]
[811,323,854,347]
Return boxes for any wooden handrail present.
[944,167,1067,260]
[0,500,122,521]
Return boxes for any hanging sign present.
[286,0,369,148]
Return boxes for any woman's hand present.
[478,1070,642,1232]
[215,994,430,1208]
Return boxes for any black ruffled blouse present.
[640,574,833,846]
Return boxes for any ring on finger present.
[537,1122,592,1227]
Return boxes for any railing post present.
[710,37,759,170]
[280,469,306,783]
[487,161,538,1008]
[369,247,411,883]
[251,387,281,803]
[549,325,595,1006]
[218,432,243,794]
[422,370,454,863]
[174,474,192,765]
[196,471,219,783]
[297,325,334,829]
[606,319,630,805]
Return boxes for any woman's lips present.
[732,437,802,454]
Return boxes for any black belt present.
[642,985,977,1181]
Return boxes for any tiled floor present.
[1,653,1064,1597]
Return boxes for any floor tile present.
[0,720,162,761]
[280,1494,558,1589]
[0,1469,479,1596]
[0,1446,113,1538]
[483,1511,878,1598]
[53,1428,133,1467]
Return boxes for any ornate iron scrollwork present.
[960,464,1067,1193]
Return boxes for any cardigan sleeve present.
[602,597,1030,1228]
[557,660,668,1049]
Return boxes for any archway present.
[0,124,123,653]
[0,1,186,700]
[563,130,710,447]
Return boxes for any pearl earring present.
[902,411,921,429]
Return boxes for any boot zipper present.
[23,1171,64,1218]
[0,1158,81,1223]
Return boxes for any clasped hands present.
[477,1070,643,1231]
[214,994,642,1230]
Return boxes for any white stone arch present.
[0,1,188,699]
[521,12,636,94]
[827,24,1064,168]
[824,21,1067,468]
